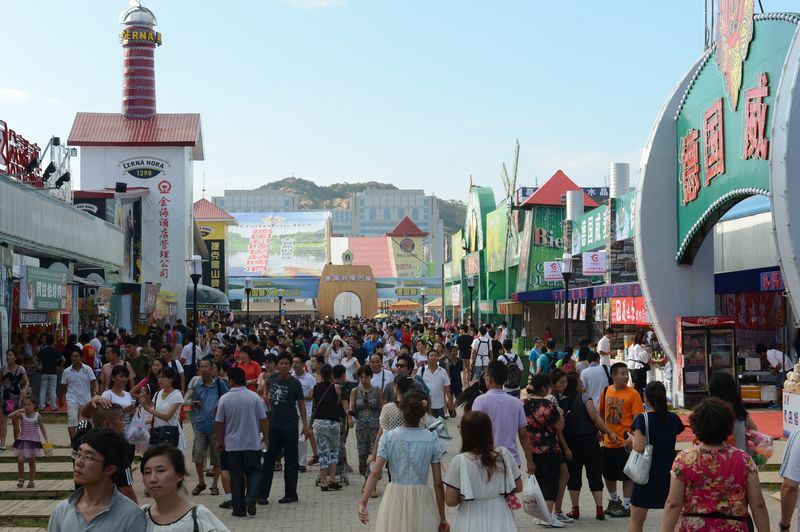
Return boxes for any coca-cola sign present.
[681,315,735,327]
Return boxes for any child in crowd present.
[11,396,48,488]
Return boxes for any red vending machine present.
[675,316,736,408]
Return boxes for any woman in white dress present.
[444,410,521,532]
[141,445,229,531]
[341,345,360,383]
[141,367,185,451]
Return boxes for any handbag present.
[148,391,180,447]
[623,413,653,484]
[126,407,151,445]
[522,475,551,521]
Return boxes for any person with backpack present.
[580,350,612,407]
[470,327,493,382]
[534,340,558,376]
[497,340,523,397]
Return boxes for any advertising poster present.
[614,191,636,241]
[154,290,177,323]
[117,199,142,283]
[582,250,608,275]
[228,276,321,301]
[139,283,160,319]
[571,205,607,255]
[228,212,329,277]
[375,277,442,300]
[203,240,226,292]
[528,206,566,291]
[389,235,426,277]
[486,208,508,272]
[450,231,463,280]
[20,266,67,311]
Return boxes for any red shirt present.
[234,360,262,392]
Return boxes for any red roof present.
[348,237,395,277]
[385,216,428,237]
[521,170,599,207]
[193,198,236,222]
[68,113,204,160]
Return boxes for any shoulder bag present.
[623,412,653,484]
[148,391,180,448]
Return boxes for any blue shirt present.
[192,378,229,434]
[528,348,541,371]
[363,339,377,356]
[535,352,552,373]
[378,427,441,485]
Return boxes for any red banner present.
[611,296,650,325]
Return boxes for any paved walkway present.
[113,418,783,532]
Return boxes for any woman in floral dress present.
[349,366,381,494]
[523,373,564,528]
[661,397,769,532]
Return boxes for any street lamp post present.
[190,255,202,370]
[466,275,476,325]
[420,287,426,324]
[561,253,573,348]
[277,289,284,324]
[244,278,253,335]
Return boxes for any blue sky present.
[2,0,796,203]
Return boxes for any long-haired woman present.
[357,390,448,532]
[709,371,757,450]
[444,410,521,531]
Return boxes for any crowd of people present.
[0,316,793,530]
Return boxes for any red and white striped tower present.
[119,2,161,119]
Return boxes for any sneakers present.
[532,517,565,528]
[595,505,605,520]
[554,512,574,523]
[605,499,630,518]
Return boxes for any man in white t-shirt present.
[59,346,97,438]
[369,354,394,390]
[597,328,614,367]
[292,355,318,472]
[416,350,452,418]
[383,336,400,366]
[768,345,794,408]
[470,326,493,381]
[497,340,524,397]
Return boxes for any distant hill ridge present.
[258,177,466,234]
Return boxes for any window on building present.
[398,208,405,218]
[383,208,390,220]
[369,209,377,221]
[412,209,419,221]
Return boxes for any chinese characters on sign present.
[680,129,701,205]
[21,266,67,311]
[245,228,272,274]
[202,240,226,292]
[157,180,172,279]
[703,98,725,184]
[744,72,770,160]
[570,205,607,254]
[611,296,650,326]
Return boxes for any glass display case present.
[676,316,737,407]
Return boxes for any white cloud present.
[285,0,343,8]
[525,145,644,187]
[0,88,32,104]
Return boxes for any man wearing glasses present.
[382,354,428,403]
[50,428,145,531]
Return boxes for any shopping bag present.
[125,407,151,445]
[426,416,452,455]
[41,440,54,457]
[624,413,653,484]
[522,475,551,522]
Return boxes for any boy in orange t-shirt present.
[598,362,644,518]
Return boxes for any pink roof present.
[385,216,428,237]
[348,237,395,277]
[521,170,599,207]
[68,112,204,160]
[193,198,236,222]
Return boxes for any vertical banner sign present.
[515,212,534,292]
[20,266,67,311]
[157,180,172,279]
[139,283,160,320]
[582,250,608,275]
[486,208,508,272]
[614,191,636,241]
[203,240,226,292]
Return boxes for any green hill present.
[258,177,466,234]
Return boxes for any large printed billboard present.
[228,212,329,277]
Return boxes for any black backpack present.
[504,354,521,389]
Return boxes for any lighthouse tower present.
[68,1,205,322]
[120,1,161,119]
